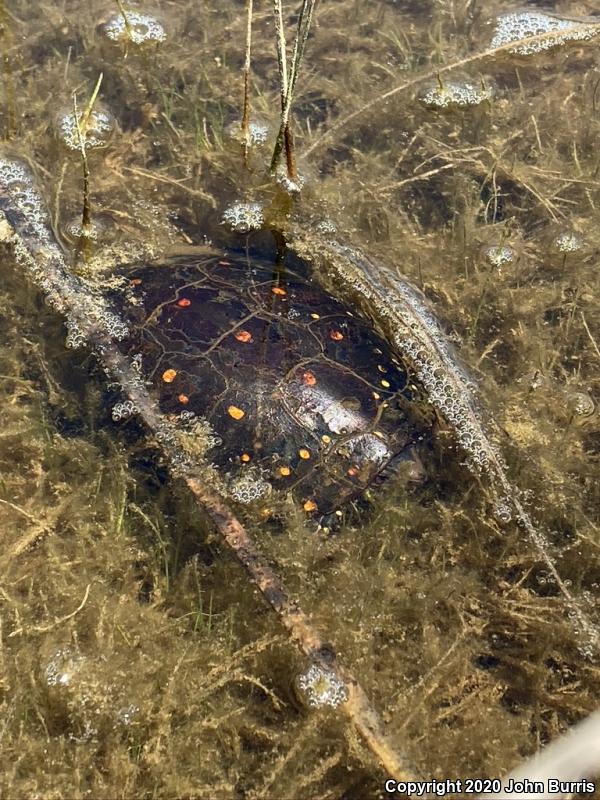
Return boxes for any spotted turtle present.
[113,246,430,518]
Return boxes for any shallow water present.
[1,1,600,798]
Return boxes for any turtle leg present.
[374,443,428,489]
[315,447,427,533]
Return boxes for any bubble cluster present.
[568,391,595,418]
[64,219,101,242]
[222,202,265,233]
[553,231,584,253]
[43,648,143,743]
[100,10,167,46]
[419,79,495,110]
[131,353,143,373]
[66,318,86,349]
[229,470,271,504]
[116,703,139,727]
[316,218,337,236]
[45,648,85,687]
[276,170,306,195]
[224,119,270,147]
[98,309,130,341]
[297,663,348,708]
[112,400,139,421]
[0,158,57,250]
[482,244,516,268]
[56,107,116,151]
[490,11,600,56]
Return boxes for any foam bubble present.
[297,663,348,708]
[482,244,516,268]
[56,106,115,151]
[229,470,271,504]
[490,11,600,56]
[419,79,495,110]
[100,10,166,46]
[112,400,139,422]
[553,230,584,253]
[222,201,265,233]
[224,118,270,147]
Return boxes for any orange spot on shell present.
[278,465,291,477]
[177,394,189,404]
[303,500,318,513]
[130,278,142,286]
[298,448,310,460]
[234,330,252,343]
[271,286,287,296]
[301,370,317,386]
[177,297,191,307]
[329,330,344,341]
[347,466,359,477]
[240,453,251,462]
[227,405,245,420]
[162,369,177,383]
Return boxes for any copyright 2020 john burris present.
[384,778,596,796]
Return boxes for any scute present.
[113,249,428,515]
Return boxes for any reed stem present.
[240,0,254,161]
[270,0,316,180]
[71,73,103,261]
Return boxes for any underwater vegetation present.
[0,0,599,798]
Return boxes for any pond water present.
[0,1,599,798]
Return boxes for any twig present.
[8,584,91,637]
[581,312,600,362]
[0,498,55,563]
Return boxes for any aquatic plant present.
[2,1,600,793]
[303,14,600,158]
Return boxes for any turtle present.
[0,157,430,524]
[109,241,431,522]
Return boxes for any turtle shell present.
[114,249,428,516]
